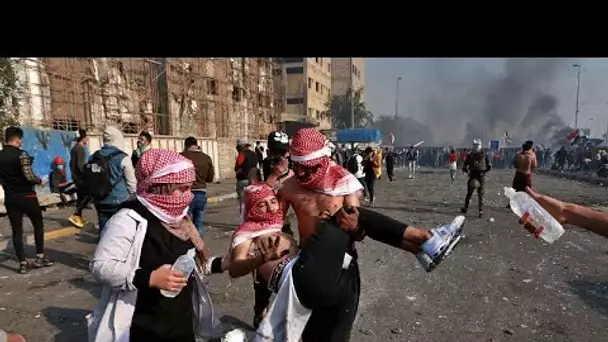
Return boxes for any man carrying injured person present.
[262,128,464,341]
[223,183,462,342]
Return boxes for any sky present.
[364,58,608,144]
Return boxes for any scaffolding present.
[14,58,284,139]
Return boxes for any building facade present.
[330,58,365,101]
[274,57,332,130]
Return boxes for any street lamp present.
[395,77,402,117]
[573,64,582,128]
[350,57,355,128]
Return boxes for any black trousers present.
[387,166,395,181]
[74,186,92,217]
[292,220,360,342]
[464,174,485,212]
[5,194,45,262]
[364,175,376,202]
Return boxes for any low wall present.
[0,126,222,208]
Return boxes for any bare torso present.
[515,151,537,174]
[278,177,352,243]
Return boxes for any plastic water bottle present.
[221,329,247,342]
[160,248,197,298]
[503,187,565,243]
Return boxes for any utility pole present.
[349,57,355,128]
[573,63,582,128]
[395,77,402,117]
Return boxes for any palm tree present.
[322,88,373,129]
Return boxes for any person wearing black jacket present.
[0,127,54,274]
[460,139,491,218]
[235,139,259,216]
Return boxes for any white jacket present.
[87,208,221,342]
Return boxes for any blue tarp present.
[336,128,382,143]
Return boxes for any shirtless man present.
[512,140,537,192]
[227,183,361,341]
[266,128,465,341]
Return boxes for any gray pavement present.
[1,169,608,341]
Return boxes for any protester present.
[373,147,383,180]
[255,141,265,170]
[406,145,419,179]
[385,147,396,182]
[68,129,90,228]
[92,126,137,233]
[223,183,360,341]
[49,156,77,205]
[460,139,491,218]
[265,128,465,340]
[131,131,152,167]
[363,147,378,204]
[347,149,368,201]
[0,127,53,274]
[512,140,536,192]
[88,149,218,342]
[447,149,459,181]
[181,136,215,236]
[235,138,259,217]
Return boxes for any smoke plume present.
[397,58,578,147]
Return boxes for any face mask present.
[473,145,481,152]
[57,165,64,170]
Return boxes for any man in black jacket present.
[460,139,491,218]
[0,127,54,274]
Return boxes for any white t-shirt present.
[353,155,365,179]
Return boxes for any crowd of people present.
[2,125,608,341]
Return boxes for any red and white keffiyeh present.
[136,149,196,224]
[290,128,362,196]
[232,183,284,248]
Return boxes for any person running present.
[363,147,378,204]
[68,129,90,228]
[0,127,54,274]
[406,145,419,179]
[447,149,458,181]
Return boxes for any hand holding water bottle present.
[521,187,568,225]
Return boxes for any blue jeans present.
[96,204,121,235]
[189,191,208,236]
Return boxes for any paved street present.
[1,169,608,341]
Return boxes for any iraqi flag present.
[567,128,583,145]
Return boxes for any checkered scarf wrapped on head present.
[290,128,363,196]
[136,149,204,247]
[232,183,284,248]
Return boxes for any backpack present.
[347,155,359,174]
[81,150,126,199]
[469,152,487,172]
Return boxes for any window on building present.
[207,79,218,95]
[286,97,305,105]
[232,87,242,102]
[308,108,314,117]
[272,68,282,76]
[308,77,313,89]
[282,57,303,63]
[315,58,320,63]
[320,85,324,95]
[316,110,321,118]
[286,67,304,74]
[328,63,331,72]
[315,81,320,92]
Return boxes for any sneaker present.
[416,252,437,272]
[68,215,85,229]
[18,262,29,274]
[420,216,465,269]
[32,256,54,268]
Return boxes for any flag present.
[389,132,395,144]
[567,128,583,145]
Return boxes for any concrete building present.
[274,57,332,130]
[6,57,284,179]
[331,58,365,101]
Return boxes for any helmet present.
[267,131,289,153]
[53,156,64,165]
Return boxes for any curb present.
[0,192,238,251]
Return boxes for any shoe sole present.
[68,218,85,229]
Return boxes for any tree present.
[323,88,373,129]
[0,58,21,139]
[373,115,434,146]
